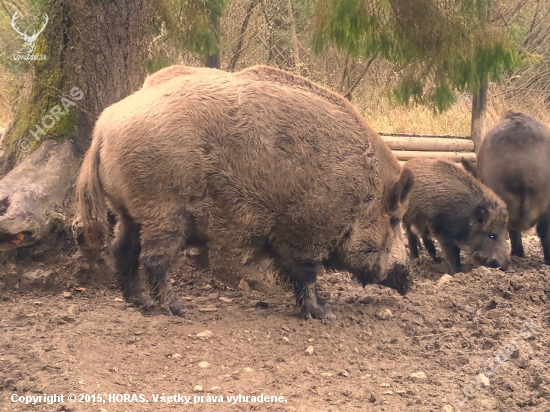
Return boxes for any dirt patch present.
[1,236,549,411]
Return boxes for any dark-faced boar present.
[76,65,414,319]
[402,158,512,274]
[474,111,550,264]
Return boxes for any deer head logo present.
[11,12,49,55]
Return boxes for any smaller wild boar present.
[473,111,550,265]
[402,158,512,274]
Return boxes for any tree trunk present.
[205,9,221,69]
[470,76,488,153]
[1,0,152,174]
[0,0,153,265]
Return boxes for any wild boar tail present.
[74,127,109,254]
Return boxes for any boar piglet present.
[402,158,512,274]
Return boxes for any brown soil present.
[1,235,549,412]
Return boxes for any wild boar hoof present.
[300,295,334,319]
[169,300,185,316]
[125,293,153,308]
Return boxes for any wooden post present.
[287,0,300,67]
[470,79,487,153]
[205,9,221,69]
[470,0,490,153]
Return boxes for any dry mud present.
[0,235,549,412]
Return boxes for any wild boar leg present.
[421,235,442,263]
[284,260,329,319]
[439,239,462,274]
[509,230,525,258]
[536,213,550,265]
[112,213,150,306]
[405,226,420,259]
[140,223,185,316]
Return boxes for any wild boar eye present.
[489,234,496,240]
[390,218,400,228]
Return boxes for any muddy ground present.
[0,234,549,412]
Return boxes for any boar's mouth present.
[379,264,413,296]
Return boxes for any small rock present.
[114,298,124,302]
[438,274,453,287]
[99,409,108,412]
[307,338,315,342]
[219,297,233,304]
[199,307,218,312]
[395,390,406,395]
[238,279,251,292]
[210,386,221,392]
[321,372,332,377]
[198,361,209,368]
[282,337,290,343]
[380,309,393,320]
[410,371,427,380]
[382,390,393,395]
[477,373,490,387]
[172,354,182,360]
[63,291,72,299]
[193,385,203,392]
[305,346,315,356]
[443,405,453,412]
[67,305,77,316]
[254,301,269,308]
[381,383,391,387]
[243,367,253,373]
[306,368,315,375]
[338,370,350,377]
[196,330,213,338]
[78,380,85,385]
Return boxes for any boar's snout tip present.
[380,264,413,296]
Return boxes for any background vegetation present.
[1,0,550,136]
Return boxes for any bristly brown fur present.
[477,111,550,264]
[75,65,413,318]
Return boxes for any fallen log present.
[382,136,474,152]
[393,150,476,161]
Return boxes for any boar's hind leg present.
[536,214,550,265]
[509,230,525,258]
[282,261,330,320]
[140,222,186,316]
[112,213,150,307]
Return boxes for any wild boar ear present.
[387,168,414,211]
[474,204,489,224]
[460,158,477,178]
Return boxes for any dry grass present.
[0,65,548,136]
[354,84,550,137]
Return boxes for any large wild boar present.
[76,65,414,319]
[403,158,512,274]
[473,111,550,264]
